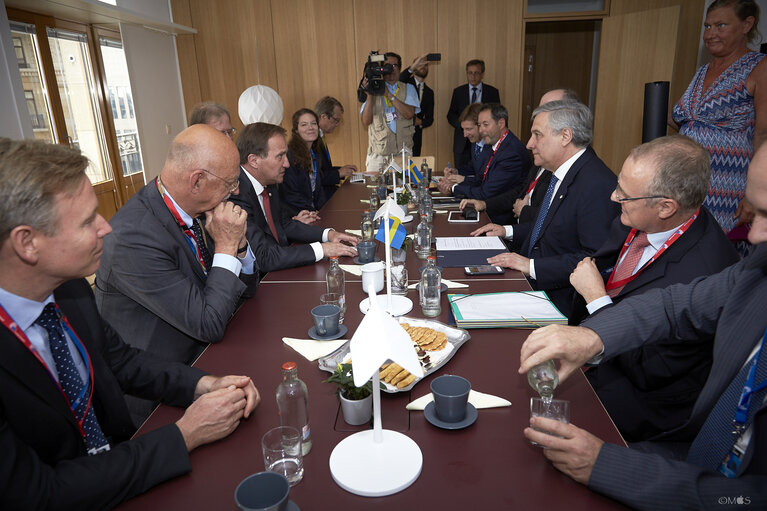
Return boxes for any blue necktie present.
[191,218,213,271]
[36,303,109,454]
[471,87,478,104]
[686,335,767,472]
[527,175,558,258]
[474,144,481,159]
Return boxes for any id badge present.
[385,111,396,124]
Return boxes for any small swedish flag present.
[408,159,423,184]
[375,216,407,250]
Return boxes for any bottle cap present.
[329,256,338,260]
[427,255,436,260]
[363,209,370,213]
[282,361,297,371]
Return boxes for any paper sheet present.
[436,236,505,251]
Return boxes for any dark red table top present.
[118,181,627,510]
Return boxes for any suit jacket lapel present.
[147,184,207,282]
[537,149,590,236]
[266,184,288,245]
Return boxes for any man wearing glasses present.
[95,125,258,424]
[188,101,237,139]
[568,135,739,442]
[315,96,357,199]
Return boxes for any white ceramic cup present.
[360,261,385,293]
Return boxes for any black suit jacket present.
[318,137,342,200]
[485,166,552,228]
[447,82,500,167]
[452,130,530,201]
[230,169,327,273]
[280,149,327,217]
[400,69,434,156]
[0,279,204,510]
[517,147,619,318]
[578,208,740,442]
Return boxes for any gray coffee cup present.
[357,240,376,263]
[234,471,289,511]
[311,304,340,336]
[430,374,471,423]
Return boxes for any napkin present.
[360,199,370,204]
[406,390,511,410]
[282,337,348,361]
[340,264,362,276]
[433,210,449,214]
[408,278,469,289]
[345,229,362,236]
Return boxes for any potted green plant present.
[324,363,373,425]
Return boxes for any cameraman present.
[360,52,420,172]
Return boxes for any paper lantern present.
[238,85,284,125]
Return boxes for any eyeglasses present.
[201,168,239,193]
[330,115,342,124]
[613,190,669,203]
[220,127,237,138]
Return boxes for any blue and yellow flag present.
[375,216,407,250]
[408,159,423,184]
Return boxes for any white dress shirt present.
[242,168,331,262]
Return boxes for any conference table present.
[118,178,628,510]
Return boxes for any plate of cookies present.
[317,317,470,393]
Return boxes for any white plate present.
[359,295,413,316]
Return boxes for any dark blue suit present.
[446,82,500,168]
[517,147,619,318]
[579,208,740,442]
[280,148,326,218]
[452,130,530,201]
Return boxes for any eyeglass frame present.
[613,184,669,203]
[200,168,239,193]
[220,127,237,138]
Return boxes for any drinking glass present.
[320,292,345,324]
[389,264,408,295]
[261,426,304,486]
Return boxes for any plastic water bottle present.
[276,361,312,455]
[419,255,441,317]
[361,210,373,241]
[415,214,431,259]
[326,256,346,321]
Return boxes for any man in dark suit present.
[473,100,618,318]
[437,103,530,201]
[518,140,767,509]
[0,138,259,510]
[400,53,434,157]
[568,135,739,441]
[315,96,358,200]
[230,123,358,274]
[446,59,500,169]
[460,88,579,227]
[95,125,258,420]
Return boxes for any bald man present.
[95,125,258,422]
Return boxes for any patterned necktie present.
[190,218,213,271]
[474,144,481,159]
[36,303,109,454]
[471,86,478,104]
[607,232,651,298]
[527,175,558,258]
[686,336,767,472]
[260,188,280,242]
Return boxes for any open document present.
[448,291,567,328]
[435,236,508,267]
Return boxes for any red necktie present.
[260,188,279,242]
[607,231,650,298]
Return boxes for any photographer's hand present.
[361,78,374,127]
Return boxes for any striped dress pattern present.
[673,51,765,233]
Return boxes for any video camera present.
[357,51,394,102]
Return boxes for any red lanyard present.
[0,303,95,439]
[482,130,509,181]
[156,178,208,274]
[526,169,544,195]
[605,209,699,292]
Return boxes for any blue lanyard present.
[310,148,318,190]
[734,327,767,426]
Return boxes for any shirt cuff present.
[212,253,242,276]
[586,295,613,315]
[504,225,514,239]
[586,346,605,366]
[322,228,332,243]
[451,183,457,193]
[529,259,536,280]
[310,242,323,262]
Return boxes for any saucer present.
[307,324,347,341]
[423,402,478,430]
[353,256,381,265]
[359,295,413,316]
[414,282,448,294]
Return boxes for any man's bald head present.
[161,125,241,217]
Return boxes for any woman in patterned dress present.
[671,0,766,240]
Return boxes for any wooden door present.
[592,5,680,174]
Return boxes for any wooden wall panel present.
[170,0,201,115]
[610,0,705,119]
[271,0,361,169]
[436,0,525,170]
[592,5,680,173]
